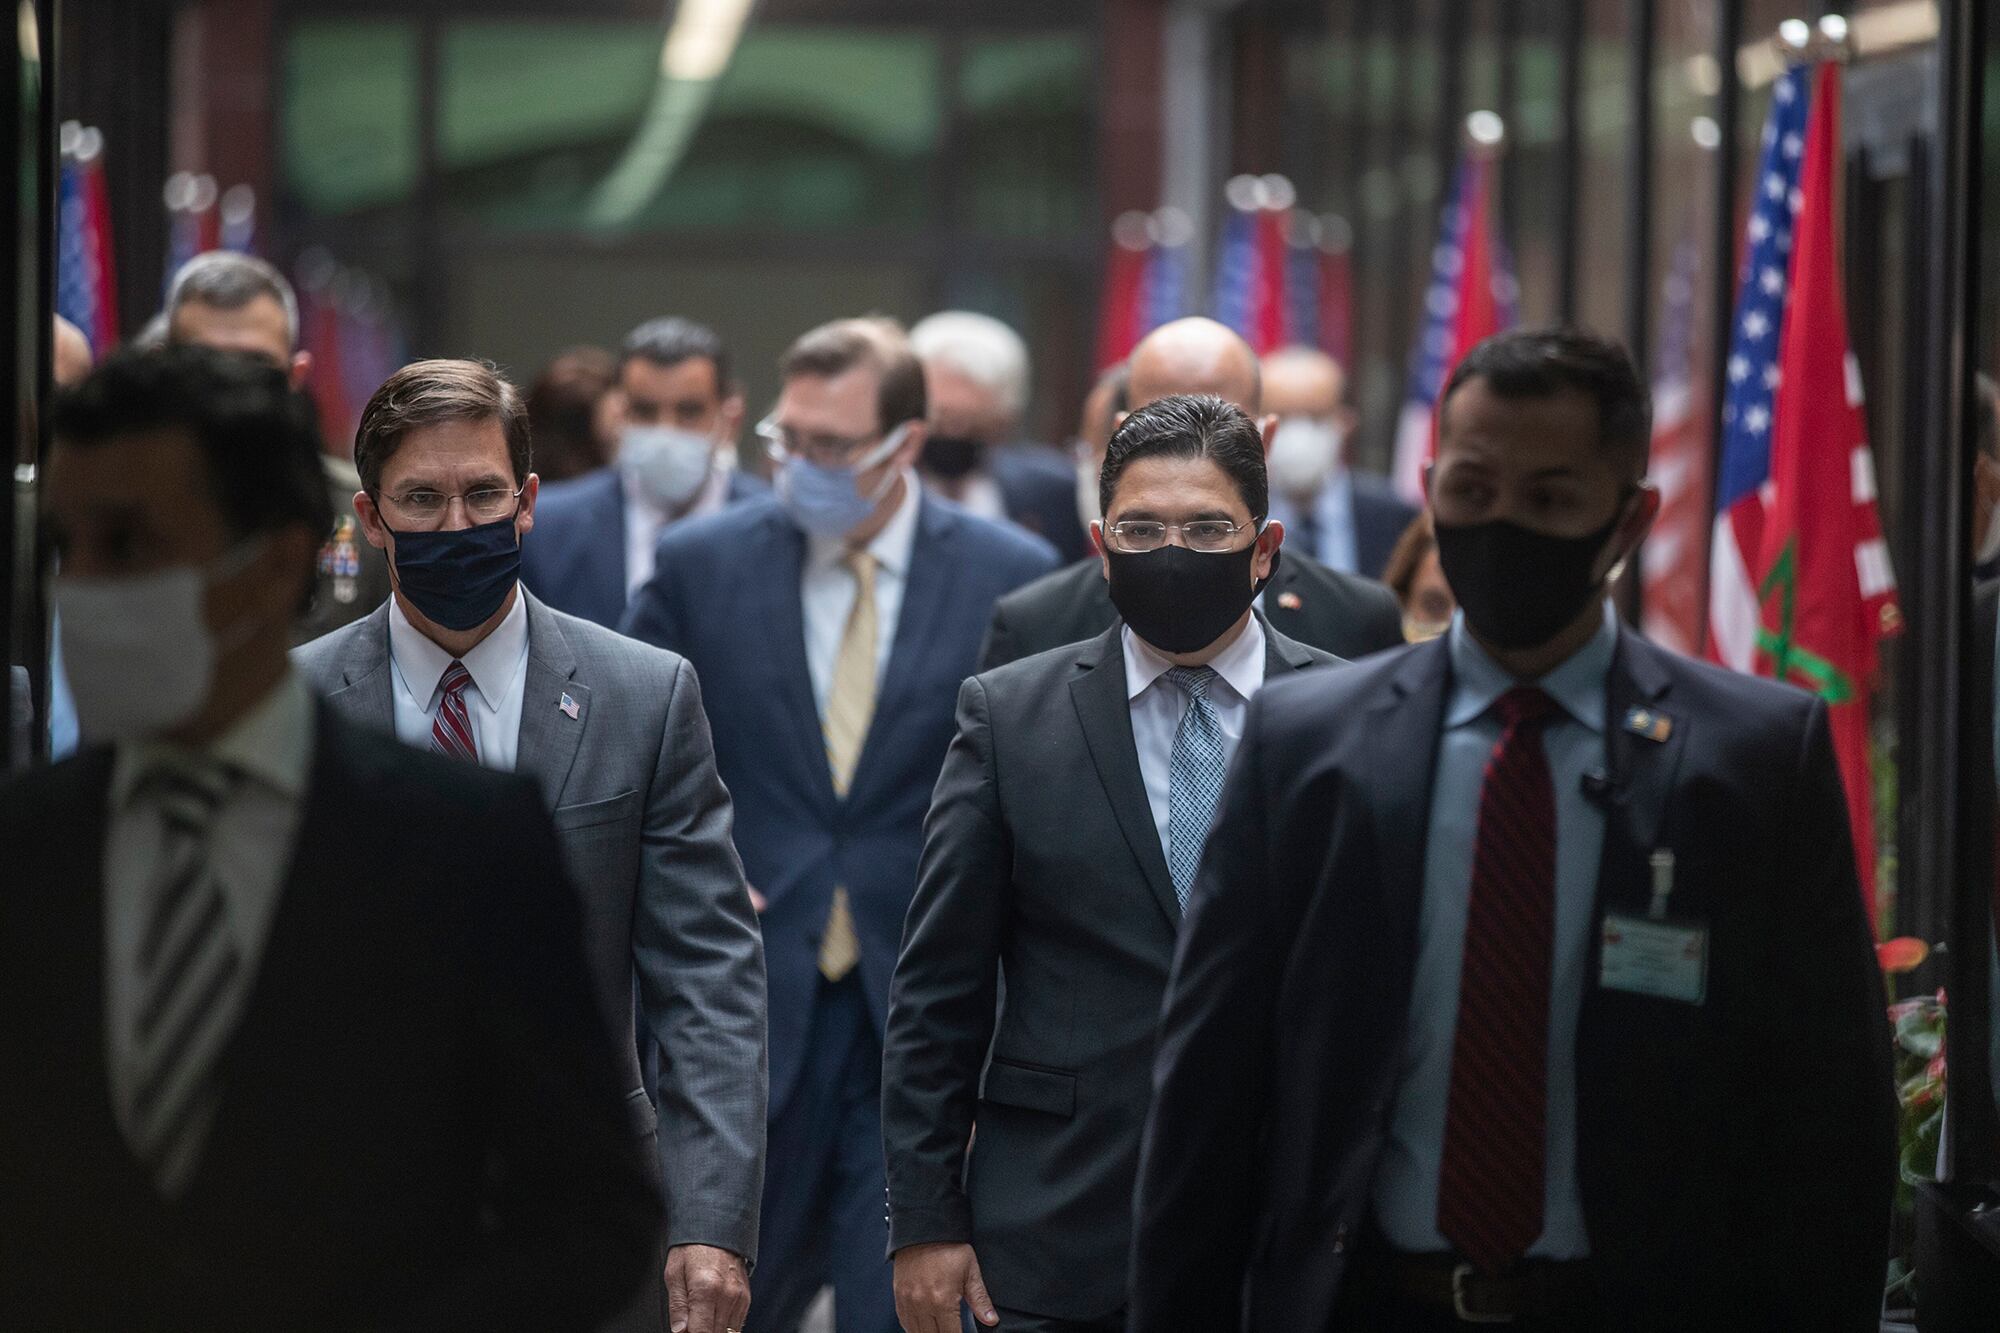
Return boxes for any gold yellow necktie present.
[818,549,877,981]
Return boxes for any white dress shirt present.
[103,669,316,1152]
[1370,604,1618,1259]
[387,589,532,771]
[623,463,731,598]
[1122,615,1267,856]
[801,471,921,718]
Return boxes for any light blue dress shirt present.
[1267,469,1358,574]
[1371,602,1619,1259]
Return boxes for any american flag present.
[57,126,119,355]
[1209,186,1259,338]
[1708,64,1813,670]
[1640,233,1709,656]
[1141,216,1189,334]
[1389,152,1515,501]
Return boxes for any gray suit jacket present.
[293,591,768,1262]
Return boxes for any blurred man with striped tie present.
[623,317,1058,1332]
[294,358,769,1333]
[0,345,657,1326]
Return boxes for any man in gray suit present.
[293,359,767,1333]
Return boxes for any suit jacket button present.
[1333,1224,1349,1254]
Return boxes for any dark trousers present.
[991,1307,1125,1332]
[747,976,896,1333]
[1329,1228,1600,1333]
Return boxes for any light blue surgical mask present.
[775,424,910,540]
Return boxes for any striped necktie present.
[1438,685,1561,1273]
[1165,665,1226,910]
[129,757,241,1197]
[818,550,877,982]
[430,660,479,764]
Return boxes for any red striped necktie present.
[1437,684,1560,1273]
[430,660,479,764]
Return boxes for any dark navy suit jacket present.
[1129,627,1896,1331]
[523,465,766,629]
[1350,473,1421,580]
[619,493,1058,1109]
[989,443,1089,563]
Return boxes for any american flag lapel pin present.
[559,692,581,721]
[1277,590,1303,611]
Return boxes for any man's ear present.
[516,474,540,538]
[1091,519,1111,582]
[354,490,392,553]
[1259,415,1279,456]
[1254,518,1284,581]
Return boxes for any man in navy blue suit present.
[622,316,1058,1332]
[523,317,765,628]
[1262,345,1418,580]
[1129,330,1895,1331]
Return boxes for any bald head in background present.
[1126,317,1261,414]
[1262,345,1355,434]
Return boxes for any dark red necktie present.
[1438,685,1560,1274]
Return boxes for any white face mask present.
[1266,417,1344,499]
[55,541,265,744]
[621,424,716,511]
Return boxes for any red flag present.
[303,290,352,454]
[81,152,119,348]
[1249,205,1289,355]
[1319,238,1353,366]
[1450,157,1502,367]
[1755,63,1900,921]
[1095,213,1151,371]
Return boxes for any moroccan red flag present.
[1755,62,1900,922]
[1094,215,1151,372]
[81,152,120,348]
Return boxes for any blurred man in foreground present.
[1,346,656,1327]
[1263,345,1417,579]
[164,251,391,641]
[1129,330,1895,1331]
[980,318,1403,668]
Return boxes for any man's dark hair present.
[1439,328,1652,473]
[1100,393,1268,521]
[622,316,732,391]
[164,251,300,349]
[354,359,532,494]
[778,317,927,434]
[50,344,332,604]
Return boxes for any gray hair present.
[164,251,300,349]
[909,310,1030,427]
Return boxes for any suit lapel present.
[1363,637,1451,940]
[1260,615,1320,677]
[326,602,397,733]
[849,495,956,804]
[1071,627,1181,929]
[760,513,838,809]
[1592,630,1687,915]
[515,594,589,809]
[1261,553,1307,643]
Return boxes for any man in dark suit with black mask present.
[1,347,656,1329]
[883,395,1337,1333]
[1130,329,1895,1332]
[979,318,1403,669]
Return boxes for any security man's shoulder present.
[1255,637,1411,720]
[317,704,542,818]
[1622,633,1822,738]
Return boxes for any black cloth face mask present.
[921,435,986,480]
[385,512,522,632]
[1105,539,1273,656]
[1432,500,1629,651]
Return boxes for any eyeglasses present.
[755,415,896,469]
[1102,519,1262,554]
[378,484,524,529]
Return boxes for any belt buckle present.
[1451,1262,1516,1325]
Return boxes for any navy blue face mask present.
[385,512,522,631]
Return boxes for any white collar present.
[388,588,530,716]
[113,668,316,806]
[1122,613,1267,705]
[808,468,922,578]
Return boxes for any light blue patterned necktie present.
[1165,665,1227,911]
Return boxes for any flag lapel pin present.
[1623,707,1672,743]
[559,692,581,721]
[1277,590,1303,611]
